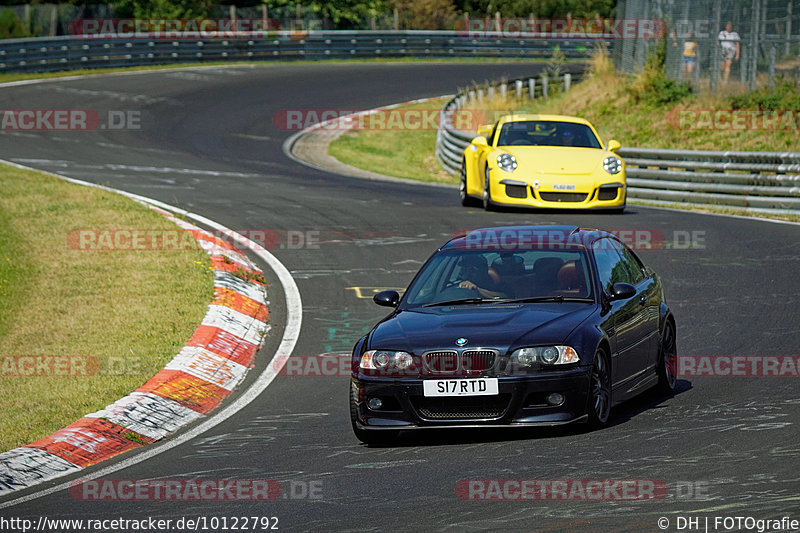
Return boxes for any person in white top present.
[718,21,740,83]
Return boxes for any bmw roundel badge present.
[455,337,468,347]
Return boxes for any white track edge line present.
[0,159,303,509]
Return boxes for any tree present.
[393,0,460,30]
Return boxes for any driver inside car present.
[457,254,508,298]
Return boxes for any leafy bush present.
[727,79,800,111]
[626,39,692,106]
[0,10,28,39]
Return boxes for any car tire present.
[586,347,612,430]
[655,319,677,395]
[482,166,495,211]
[460,159,480,207]
[349,383,398,446]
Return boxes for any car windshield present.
[496,120,602,149]
[403,248,594,307]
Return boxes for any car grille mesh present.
[422,350,497,375]
[505,184,528,198]
[539,192,588,202]
[423,351,459,373]
[412,394,511,419]
[461,350,496,374]
[597,187,619,201]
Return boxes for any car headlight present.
[510,346,579,366]
[603,156,622,175]
[360,350,414,370]
[497,153,518,173]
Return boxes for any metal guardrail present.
[0,31,603,73]
[436,83,800,215]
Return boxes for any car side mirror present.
[373,290,400,308]
[471,136,488,147]
[608,282,636,301]
[607,140,621,152]
[477,125,493,137]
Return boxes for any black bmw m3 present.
[350,225,677,444]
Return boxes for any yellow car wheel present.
[482,166,495,211]
[460,159,480,207]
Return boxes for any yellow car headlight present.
[497,153,518,173]
[603,156,622,175]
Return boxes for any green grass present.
[0,163,213,451]
[328,97,455,183]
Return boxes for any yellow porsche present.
[460,114,626,212]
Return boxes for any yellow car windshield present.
[497,121,601,149]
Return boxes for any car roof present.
[442,225,614,251]
[496,114,594,127]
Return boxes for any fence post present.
[787,3,793,57]
[749,0,760,91]
[49,5,57,37]
[500,82,507,99]
[528,78,536,100]
[515,79,523,98]
[739,47,747,85]
[488,85,495,100]
[541,75,548,98]
[564,72,571,91]
[769,46,775,89]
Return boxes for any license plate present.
[423,378,499,397]
[553,184,576,191]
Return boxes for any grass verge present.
[328,97,455,183]
[0,163,213,452]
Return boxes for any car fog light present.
[367,397,383,410]
[547,393,564,406]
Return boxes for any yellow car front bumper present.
[488,178,626,210]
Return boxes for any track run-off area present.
[1,62,799,532]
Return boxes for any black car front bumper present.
[352,366,592,431]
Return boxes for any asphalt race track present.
[1,62,799,532]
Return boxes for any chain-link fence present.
[615,0,800,89]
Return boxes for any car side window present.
[490,123,498,146]
[609,239,645,285]
[591,239,628,292]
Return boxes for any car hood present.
[500,146,608,175]
[369,303,596,354]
